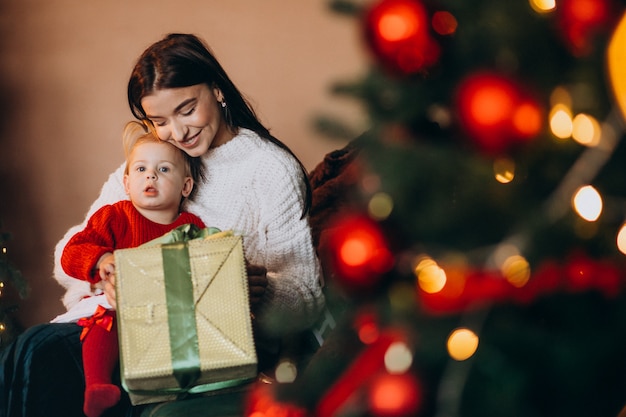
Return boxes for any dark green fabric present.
[137,387,249,417]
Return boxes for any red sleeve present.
[61,205,121,284]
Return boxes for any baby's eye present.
[137,167,146,172]
[159,167,170,173]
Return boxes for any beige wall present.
[0,1,367,327]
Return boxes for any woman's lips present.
[179,131,200,148]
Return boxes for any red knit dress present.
[61,199,205,417]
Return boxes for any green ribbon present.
[144,223,221,247]
[162,241,201,390]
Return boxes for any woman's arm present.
[53,163,128,310]
[253,156,326,334]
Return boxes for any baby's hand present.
[97,252,116,282]
[96,252,117,309]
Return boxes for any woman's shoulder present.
[207,129,303,179]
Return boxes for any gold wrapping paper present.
[114,234,257,405]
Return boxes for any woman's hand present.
[246,264,268,309]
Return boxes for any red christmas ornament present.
[245,383,308,417]
[364,0,440,74]
[557,0,617,56]
[368,373,423,417]
[455,71,543,154]
[324,214,394,291]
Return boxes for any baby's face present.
[124,141,192,213]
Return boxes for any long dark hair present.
[127,33,311,217]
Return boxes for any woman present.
[1,33,325,417]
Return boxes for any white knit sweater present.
[53,128,325,333]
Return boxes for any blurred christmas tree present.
[245,1,626,417]
[0,221,28,350]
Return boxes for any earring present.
[220,98,233,126]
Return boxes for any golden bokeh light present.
[529,0,556,13]
[415,257,447,293]
[447,328,479,361]
[572,185,603,222]
[572,113,601,147]
[369,192,394,220]
[550,104,573,139]
[384,342,414,374]
[494,157,515,183]
[617,224,626,255]
[501,255,531,288]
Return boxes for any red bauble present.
[368,373,423,417]
[455,71,542,154]
[324,214,394,291]
[364,0,440,74]
[245,383,308,417]
[557,0,617,56]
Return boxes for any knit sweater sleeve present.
[252,152,326,334]
[53,162,129,309]
[60,205,122,284]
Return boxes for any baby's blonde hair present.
[122,121,191,177]
[121,121,204,200]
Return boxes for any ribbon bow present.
[77,304,114,341]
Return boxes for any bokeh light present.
[369,192,394,220]
[572,185,603,221]
[512,101,542,138]
[368,373,422,417]
[617,223,626,255]
[355,311,380,344]
[384,342,413,374]
[447,328,479,361]
[572,113,601,146]
[377,3,424,42]
[275,360,298,383]
[414,257,447,293]
[550,104,573,139]
[501,255,531,287]
[432,11,458,35]
[494,157,515,183]
[529,0,556,13]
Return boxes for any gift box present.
[114,225,258,405]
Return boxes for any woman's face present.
[141,84,234,157]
